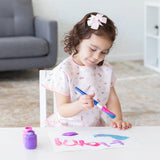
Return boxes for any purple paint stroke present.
[110,140,124,145]
[100,142,111,147]
[62,132,78,136]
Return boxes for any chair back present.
[0,0,34,37]
[39,70,56,127]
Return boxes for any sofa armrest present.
[34,17,58,65]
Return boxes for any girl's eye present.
[101,52,107,54]
[90,48,96,52]
[102,50,109,55]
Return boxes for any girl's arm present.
[106,87,132,130]
[55,92,95,118]
[107,87,123,121]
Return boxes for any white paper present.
[48,127,139,152]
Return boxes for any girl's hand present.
[78,93,95,110]
[111,120,132,130]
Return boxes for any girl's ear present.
[76,45,79,51]
[75,44,80,53]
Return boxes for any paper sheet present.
[48,127,139,152]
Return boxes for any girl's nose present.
[94,53,101,60]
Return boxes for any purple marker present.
[75,86,116,119]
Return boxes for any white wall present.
[32,0,148,63]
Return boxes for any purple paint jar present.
[24,130,37,149]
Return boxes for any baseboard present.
[106,53,144,62]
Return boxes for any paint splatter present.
[79,77,84,79]
[93,134,129,140]
[71,72,74,75]
[62,132,78,136]
[97,73,102,77]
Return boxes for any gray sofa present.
[0,0,57,71]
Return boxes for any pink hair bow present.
[87,14,107,30]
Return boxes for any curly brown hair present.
[63,12,117,65]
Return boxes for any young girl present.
[42,12,132,130]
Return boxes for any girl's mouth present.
[88,59,96,64]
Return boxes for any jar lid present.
[26,130,35,135]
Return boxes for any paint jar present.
[24,130,37,149]
[23,126,32,144]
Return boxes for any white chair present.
[39,70,56,127]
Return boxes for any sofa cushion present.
[0,0,34,37]
[0,36,49,59]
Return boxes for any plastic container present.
[24,130,37,149]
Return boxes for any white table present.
[0,126,160,160]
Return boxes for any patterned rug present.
[0,60,160,127]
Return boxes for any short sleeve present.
[42,68,70,96]
[111,70,117,87]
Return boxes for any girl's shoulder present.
[95,62,114,77]
[58,56,75,72]
[100,62,113,71]
[53,56,73,70]
[49,56,75,77]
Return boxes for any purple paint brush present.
[75,86,116,119]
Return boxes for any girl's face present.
[74,34,113,67]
